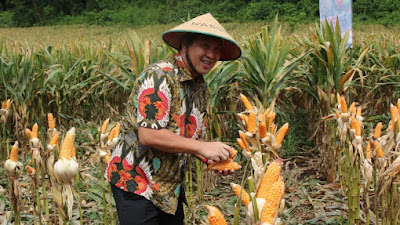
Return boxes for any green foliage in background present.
[1,0,399,28]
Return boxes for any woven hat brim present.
[162,30,241,61]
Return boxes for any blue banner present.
[319,0,352,47]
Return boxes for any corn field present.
[1,18,400,224]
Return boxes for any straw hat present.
[162,13,241,61]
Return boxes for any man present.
[106,13,242,225]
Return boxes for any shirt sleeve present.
[136,68,173,129]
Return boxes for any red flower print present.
[134,165,160,195]
[173,113,186,137]
[122,158,134,171]
[186,115,197,138]
[154,91,169,120]
[107,156,121,181]
[161,66,172,71]
[115,170,134,191]
[138,88,154,117]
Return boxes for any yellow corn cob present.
[240,93,254,111]
[247,111,257,134]
[48,113,56,130]
[257,158,283,199]
[397,99,400,112]
[390,104,398,131]
[237,138,250,152]
[267,112,276,130]
[356,106,362,117]
[239,130,250,151]
[374,122,383,138]
[9,142,19,162]
[270,124,277,135]
[208,159,241,171]
[72,145,76,158]
[350,118,357,130]
[108,128,116,142]
[1,101,5,109]
[104,155,110,164]
[25,129,32,139]
[6,99,10,109]
[114,123,121,139]
[25,165,35,175]
[366,142,371,160]
[275,123,289,146]
[205,205,227,225]
[336,93,341,107]
[355,120,361,136]
[373,140,384,158]
[340,96,348,113]
[264,108,271,122]
[50,132,60,146]
[349,102,356,115]
[231,183,251,207]
[101,118,110,134]
[238,113,248,123]
[260,179,285,225]
[259,120,267,138]
[60,127,76,160]
[31,123,38,139]
[335,111,341,119]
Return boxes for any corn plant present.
[297,20,368,181]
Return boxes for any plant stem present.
[100,162,109,225]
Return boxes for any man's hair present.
[179,32,222,50]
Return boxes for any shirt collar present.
[174,53,205,83]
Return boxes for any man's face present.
[182,36,222,76]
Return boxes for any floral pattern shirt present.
[106,53,209,214]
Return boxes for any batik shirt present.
[106,53,209,215]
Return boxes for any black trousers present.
[111,184,184,225]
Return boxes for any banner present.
[319,0,352,47]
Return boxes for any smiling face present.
[181,34,222,77]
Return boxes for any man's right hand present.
[199,142,233,164]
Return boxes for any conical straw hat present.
[162,13,241,61]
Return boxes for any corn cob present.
[259,120,267,138]
[366,142,371,160]
[231,183,251,207]
[60,127,76,160]
[274,123,289,146]
[25,129,32,139]
[240,93,254,111]
[335,111,341,119]
[237,138,249,152]
[48,113,56,130]
[114,123,121,139]
[25,165,35,175]
[239,130,250,152]
[260,179,285,225]
[390,104,398,131]
[356,106,362,117]
[349,102,356,115]
[373,140,384,158]
[264,108,271,122]
[336,93,341,107]
[108,127,116,142]
[31,123,38,139]
[10,142,19,162]
[257,158,283,199]
[104,155,110,164]
[340,96,348,113]
[238,113,249,123]
[355,120,361,136]
[267,112,276,131]
[205,205,227,225]
[208,159,241,171]
[50,132,60,146]
[6,99,10,109]
[101,118,110,134]
[374,122,383,138]
[247,111,257,134]
[1,101,5,109]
